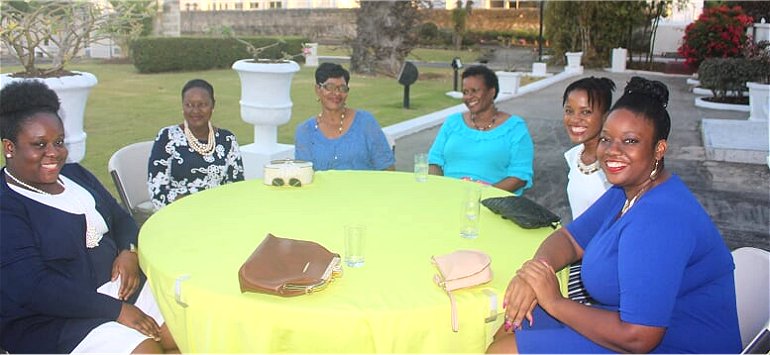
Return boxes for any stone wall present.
[179,8,540,40]
[181,9,356,41]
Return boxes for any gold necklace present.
[620,180,653,216]
[317,109,346,134]
[470,110,497,131]
[4,169,62,195]
[183,121,215,156]
[577,147,600,175]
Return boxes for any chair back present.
[732,247,770,349]
[107,141,154,217]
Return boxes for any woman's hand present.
[502,270,538,332]
[517,258,562,310]
[117,303,161,341]
[112,250,140,301]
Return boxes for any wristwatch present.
[128,243,137,254]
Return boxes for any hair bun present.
[624,76,669,108]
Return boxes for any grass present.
[2,46,539,198]
[2,59,461,196]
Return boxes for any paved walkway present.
[391,69,769,251]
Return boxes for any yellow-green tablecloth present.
[138,171,553,353]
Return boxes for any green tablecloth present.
[138,171,553,352]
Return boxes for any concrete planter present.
[231,59,301,179]
[565,52,584,73]
[495,71,521,95]
[694,96,750,112]
[0,72,98,163]
[747,82,770,121]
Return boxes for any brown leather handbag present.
[238,233,342,296]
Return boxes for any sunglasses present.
[272,177,302,187]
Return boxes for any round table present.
[138,171,553,352]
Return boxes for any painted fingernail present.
[504,320,512,332]
[513,322,520,330]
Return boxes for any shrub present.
[130,37,306,73]
[698,57,756,99]
[678,5,754,70]
[743,40,770,84]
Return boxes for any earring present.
[649,159,660,180]
[316,97,320,102]
[4,154,10,158]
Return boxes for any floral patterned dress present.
[148,125,244,209]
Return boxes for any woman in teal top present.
[428,66,534,195]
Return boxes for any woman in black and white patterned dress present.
[148,79,244,209]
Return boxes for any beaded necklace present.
[470,110,497,131]
[4,169,61,195]
[183,121,215,156]
[317,108,346,134]
[577,147,600,175]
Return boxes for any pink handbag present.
[432,250,493,332]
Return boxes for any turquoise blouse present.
[428,112,534,195]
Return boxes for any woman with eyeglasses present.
[428,65,534,194]
[1,81,177,353]
[294,63,395,171]
[148,79,244,209]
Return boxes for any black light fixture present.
[450,57,463,92]
[398,61,419,109]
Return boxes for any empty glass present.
[460,185,481,239]
[344,225,366,268]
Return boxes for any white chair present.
[385,132,396,153]
[732,247,770,350]
[107,141,155,222]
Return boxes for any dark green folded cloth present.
[482,196,561,229]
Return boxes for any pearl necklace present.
[4,169,61,195]
[577,147,600,175]
[317,109,346,134]
[183,121,215,156]
[470,110,497,131]
[620,180,653,216]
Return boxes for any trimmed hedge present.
[698,57,762,99]
[130,37,307,73]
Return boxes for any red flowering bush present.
[678,5,754,69]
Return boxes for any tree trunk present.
[350,0,421,77]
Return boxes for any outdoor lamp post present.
[451,57,463,92]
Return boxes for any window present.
[235,3,243,10]
[250,2,258,8]
[269,1,281,9]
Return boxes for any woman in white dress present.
[561,77,615,304]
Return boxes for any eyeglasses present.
[183,102,212,110]
[271,177,302,187]
[318,82,350,94]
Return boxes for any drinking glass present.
[414,153,428,182]
[460,185,481,239]
[344,225,366,268]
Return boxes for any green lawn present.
[2,46,537,198]
[2,60,462,196]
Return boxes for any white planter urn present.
[231,59,300,179]
[747,82,770,122]
[0,72,98,163]
[611,48,627,72]
[565,52,584,74]
[495,71,521,95]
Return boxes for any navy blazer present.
[0,163,139,353]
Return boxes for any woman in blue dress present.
[487,77,740,353]
[428,65,534,195]
[294,63,395,171]
[148,79,244,209]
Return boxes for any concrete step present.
[702,119,769,165]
